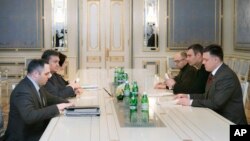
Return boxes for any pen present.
[103,88,113,97]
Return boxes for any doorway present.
[79,0,132,69]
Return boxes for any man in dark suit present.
[186,44,210,94]
[4,59,74,141]
[175,44,247,124]
[41,50,82,98]
[154,51,197,94]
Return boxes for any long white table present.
[40,69,233,141]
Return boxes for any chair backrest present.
[232,59,241,74]
[241,81,249,107]
[238,60,249,82]
[166,57,179,77]
[0,107,3,128]
[0,106,4,137]
[224,57,235,69]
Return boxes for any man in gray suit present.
[4,59,74,141]
[175,44,247,125]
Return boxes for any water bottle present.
[123,73,128,81]
[141,92,149,123]
[130,94,137,123]
[123,81,130,105]
[114,67,118,85]
[117,68,124,85]
[131,81,139,97]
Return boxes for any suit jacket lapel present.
[205,63,226,99]
[25,77,44,107]
[39,87,47,106]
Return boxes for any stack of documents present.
[65,106,100,116]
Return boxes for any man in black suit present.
[4,59,74,141]
[186,44,210,93]
[42,50,82,98]
[175,44,247,124]
[154,51,196,94]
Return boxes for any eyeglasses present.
[174,59,185,64]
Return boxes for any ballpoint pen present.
[103,88,113,97]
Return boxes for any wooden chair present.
[224,57,235,69]
[0,106,4,140]
[238,60,249,82]
[232,59,241,74]
[241,81,249,107]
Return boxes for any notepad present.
[147,92,173,97]
[81,84,99,89]
[156,99,180,107]
[65,106,100,116]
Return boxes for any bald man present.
[155,51,196,94]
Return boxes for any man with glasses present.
[155,51,196,94]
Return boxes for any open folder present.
[65,106,100,116]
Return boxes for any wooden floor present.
[1,87,250,130]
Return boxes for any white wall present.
[0,0,249,80]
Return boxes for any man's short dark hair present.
[59,52,67,67]
[203,44,224,61]
[27,59,47,74]
[180,51,187,59]
[187,44,204,55]
[41,50,59,63]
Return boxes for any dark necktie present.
[38,89,46,107]
[205,73,214,98]
[207,74,214,87]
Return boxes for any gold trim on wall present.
[87,0,100,51]
[143,0,160,52]
[167,0,222,50]
[110,56,124,62]
[234,0,250,51]
[142,60,160,75]
[110,0,124,51]
[86,67,102,69]
[87,56,101,63]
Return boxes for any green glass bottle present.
[123,81,130,105]
[130,94,137,122]
[114,67,118,85]
[124,81,130,97]
[131,81,139,97]
[117,67,124,85]
[123,73,128,81]
[141,92,149,123]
